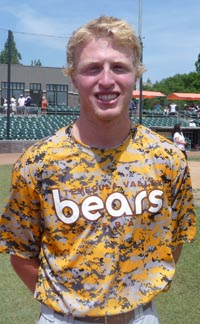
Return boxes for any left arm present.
[172,244,183,264]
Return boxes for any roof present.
[133,90,166,99]
[167,92,200,100]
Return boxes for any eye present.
[81,65,101,76]
[112,64,131,74]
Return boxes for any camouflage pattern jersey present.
[0,123,196,317]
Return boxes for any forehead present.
[74,37,133,64]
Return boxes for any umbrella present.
[167,92,200,101]
[133,90,166,99]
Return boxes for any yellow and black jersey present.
[0,123,196,316]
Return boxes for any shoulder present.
[136,124,183,159]
[136,124,171,144]
[15,126,71,171]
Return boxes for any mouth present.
[95,93,119,102]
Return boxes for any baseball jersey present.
[0,123,196,316]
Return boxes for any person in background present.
[25,94,32,106]
[163,105,169,115]
[0,16,196,324]
[3,97,8,113]
[169,102,177,115]
[41,95,48,114]
[11,95,17,114]
[154,103,161,112]
[189,120,196,127]
[129,99,137,117]
[173,123,188,159]
[25,94,32,114]
[17,94,26,115]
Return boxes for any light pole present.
[138,0,143,124]
[6,30,12,139]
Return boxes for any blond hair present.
[64,16,145,78]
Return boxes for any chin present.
[95,108,124,122]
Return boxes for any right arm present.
[10,255,40,294]
[174,134,186,145]
[175,138,186,145]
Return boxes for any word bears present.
[52,189,164,224]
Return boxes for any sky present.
[0,0,199,83]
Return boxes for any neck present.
[72,116,132,148]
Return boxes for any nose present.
[98,68,115,88]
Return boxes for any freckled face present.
[72,38,136,123]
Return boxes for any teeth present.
[97,94,117,101]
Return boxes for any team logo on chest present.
[52,189,164,224]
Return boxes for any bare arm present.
[175,137,186,145]
[172,244,183,264]
[10,255,40,294]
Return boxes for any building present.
[0,64,79,107]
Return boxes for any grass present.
[0,164,199,324]
[156,207,200,324]
[0,165,40,324]
[188,155,200,162]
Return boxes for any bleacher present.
[132,116,188,128]
[0,105,80,140]
[0,115,77,140]
[46,105,80,116]
[0,108,199,150]
[0,114,189,140]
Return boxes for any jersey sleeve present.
[0,159,43,259]
[170,159,196,246]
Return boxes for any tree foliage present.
[0,31,22,64]
[144,72,200,96]
[142,55,200,110]
[31,59,42,66]
[147,72,200,95]
[143,53,200,97]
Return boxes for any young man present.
[0,16,196,324]
[17,94,26,115]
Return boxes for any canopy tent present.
[133,90,166,99]
[167,92,200,101]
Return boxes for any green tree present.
[31,59,42,66]
[144,72,200,95]
[195,53,200,72]
[142,72,200,110]
[0,31,22,64]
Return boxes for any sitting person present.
[189,120,196,127]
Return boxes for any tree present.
[195,53,200,72]
[144,72,200,95]
[0,31,22,64]
[142,72,200,110]
[31,59,42,66]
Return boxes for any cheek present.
[119,77,136,103]
[74,76,94,92]
[120,72,136,85]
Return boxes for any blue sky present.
[0,0,199,83]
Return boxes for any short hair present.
[64,16,145,78]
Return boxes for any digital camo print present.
[0,123,196,317]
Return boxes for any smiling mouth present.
[96,94,119,102]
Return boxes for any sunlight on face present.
[72,38,136,122]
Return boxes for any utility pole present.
[138,0,143,124]
[6,30,12,139]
